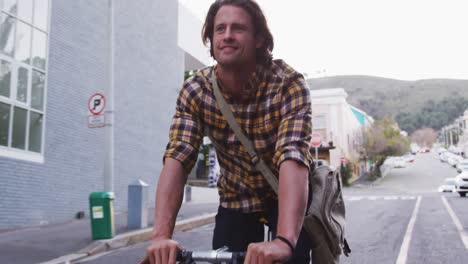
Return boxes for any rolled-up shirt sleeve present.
[273,74,313,170]
[163,80,203,173]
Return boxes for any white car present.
[437,147,447,155]
[447,154,462,168]
[439,151,450,162]
[438,178,456,193]
[454,155,463,166]
[394,158,406,168]
[454,172,468,197]
[456,159,468,173]
[403,154,415,163]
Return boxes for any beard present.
[214,50,256,71]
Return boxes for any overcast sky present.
[179,0,468,81]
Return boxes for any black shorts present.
[212,202,311,264]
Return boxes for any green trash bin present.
[89,192,115,240]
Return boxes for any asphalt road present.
[80,152,468,263]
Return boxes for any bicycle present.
[140,246,246,264]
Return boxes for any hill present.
[307,75,468,132]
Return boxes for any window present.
[312,115,326,129]
[0,0,49,161]
[312,114,327,143]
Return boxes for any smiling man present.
[146,1,313,263]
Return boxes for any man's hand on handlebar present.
[146,237,182,264]
[244,239,292,264]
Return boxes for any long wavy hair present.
[202,0,274,65]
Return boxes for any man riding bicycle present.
[146,0,313,263]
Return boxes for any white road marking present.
[346,196,364,201]
[396,196,422,264]
[400,196,416,200]
[441,196,468,250]
[344,196,416,201]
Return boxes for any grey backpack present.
[303,165,351,263]
[212,76,351,263]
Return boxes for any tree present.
[340,163,352,187]
[396,96,468,134]
[410,128,438,148]
[184,69,197,80]
[363,117,410,176]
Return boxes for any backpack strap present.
[212,75,279,194]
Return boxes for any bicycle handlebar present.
[139,249,246,264]
[177,249,246,263]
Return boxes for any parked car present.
[437,147,447,155]
[394,158,406,168]
[439,151,450,162]
[447,154,462,168]
[438,178,456,193]
[449,146,463,156]
[403,154,415,163]
[456,159,468,173]
[454,172,468,197]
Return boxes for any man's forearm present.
[276,160,309,246]
[152,158,187,239]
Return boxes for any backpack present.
[303,165,351,263]
[212,76,351,263]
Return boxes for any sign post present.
[311,133,322,162]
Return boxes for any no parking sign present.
[88,93,106,115]
[88,93,106,128]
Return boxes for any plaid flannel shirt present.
[164,59,312,212]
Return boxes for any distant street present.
[79,152,468,264]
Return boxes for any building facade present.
[0,0,206,230]
[310,88,373,176]
[440,109,468,154]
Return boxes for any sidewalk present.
[0,186,219,264]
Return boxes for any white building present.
[178,3,212,71]
[310,88,373,176]
[458,110,468,156]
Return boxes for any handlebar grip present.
[233,252,246,262]
[176,250,193,262]
[139,250,192,264]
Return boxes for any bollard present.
[185,185,192,202]
[127,179,149,229]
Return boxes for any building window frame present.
[0,0,50,163]
[312,114,328,143]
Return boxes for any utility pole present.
[104,0,115,192]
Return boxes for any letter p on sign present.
[88,93,106,115]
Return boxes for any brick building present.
[0,0,207,229]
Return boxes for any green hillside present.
[307,75,468,133]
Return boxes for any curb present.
[38,213,216,264]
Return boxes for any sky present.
[179,0,468,80]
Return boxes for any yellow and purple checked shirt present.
[164,60,312,213]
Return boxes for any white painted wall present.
[178,2,213,69]
[310,88,361,167]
